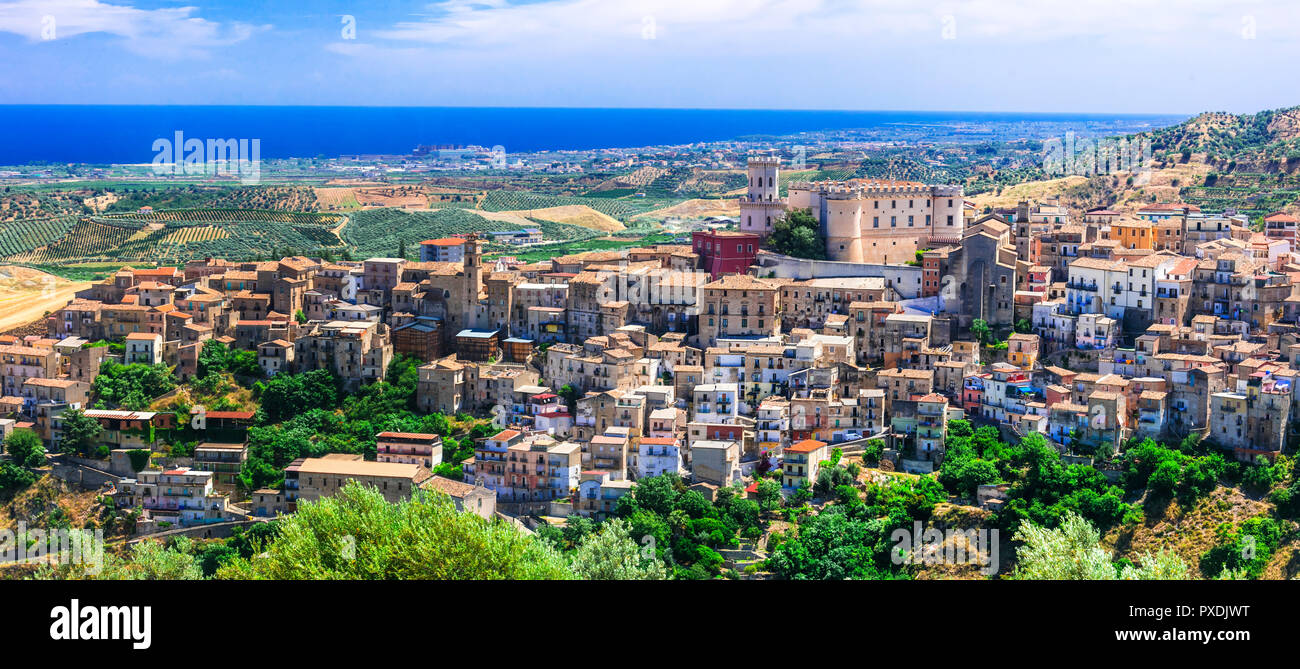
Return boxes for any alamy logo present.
[891,521,999,575]
[1043,131,1152,177]
[50,599,152,650]
[151,131,261,184]
[0,523,103,574]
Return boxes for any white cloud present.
[366,0,1298,49]
[0,0,265,58]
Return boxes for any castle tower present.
[739,156,787,238]
[464,233,485,317]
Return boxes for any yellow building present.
[782,439,830,490]
[1007,333,1040,369]
[1111,219,1154,251]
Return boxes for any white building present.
[419,238,467,263]
[1066,257,1128,320]
[113,467,227,527]
[691,383,739,424]
[124,332,163,365]
[637,436,682,479]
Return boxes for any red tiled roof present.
[204,411,255,420]
[376,431,439,440]
[787,439,827,453]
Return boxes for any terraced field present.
[342,208,597,258]
[8,218,144,264]
[163,225,230,244]
[0,200,630,267]
[0,216,78,257]
[0,209,349,265]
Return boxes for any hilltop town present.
[3,151,1300,580]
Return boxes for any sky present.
[0,0,1297,114]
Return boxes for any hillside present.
[1104,486,1300,580]
[0,205,608,268]
[0,474,120,535]
[0,265,89,333]
[971,105,1300,219]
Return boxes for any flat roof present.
[456,329,499,339]
[296,457,424,478]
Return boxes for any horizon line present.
[0,103,1196,118]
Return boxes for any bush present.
[4,429,46,467]
[126,449,152,473]
[768,209,826,260]
[217,482,573,579]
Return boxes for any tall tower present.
[739,156,786,238]
[464,233,485,320]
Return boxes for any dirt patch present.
[313,187,360,211]
[0,265,89,334]
[503,205,625,233]
[632,198,739,222]
[467,209,537,228]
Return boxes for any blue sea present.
[0,105,1183,165]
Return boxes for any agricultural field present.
[0,216,78,257]
[341,208,599,259]
[0,209,348,266]
[7,218,143,264]
[0,191,88,223]
[101,184,320,213]
[479,190,680,220]
[500,232,678,263]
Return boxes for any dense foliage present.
[1013,512,1188,580]
[217,483,574,579]
[768,208,826,260]
[91,360,176,410]
[197,340,262,379]
[4,428,46,467]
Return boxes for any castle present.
[738,156,966,264]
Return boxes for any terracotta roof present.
[787,439,828,453]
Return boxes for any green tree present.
[38,536,204,580]
[765,506,906,580]
[126,449,152,473]
[1199,516,1281,579]
[756,478,783,512]
[557,384,580,413]
[91,360,176,410]
[569,518,667,580]
[4,428,46,467]
[971,319,992,345]
[1013,512,1188,580]
[0,462,36,498]
[256,369,340,423]
[218,483,574,579]
[294,309,308,325]
[60,409,104,457]
[768,209,826,260]
[623,473,681,516]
